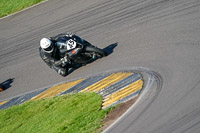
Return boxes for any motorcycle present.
[0,84,5,91]
[56,35,107,69]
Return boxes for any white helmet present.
[40,38,54,53]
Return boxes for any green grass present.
[0,0,45,18]
[0,92,113,133]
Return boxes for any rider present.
[39,32,75,76]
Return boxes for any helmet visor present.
[44,44,53,52]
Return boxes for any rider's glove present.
[61,56,68,63]
[60,56,68,67]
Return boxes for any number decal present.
[66,39,76,50]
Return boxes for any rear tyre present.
[85,46,107,57]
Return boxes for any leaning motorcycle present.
[56,35,107,68]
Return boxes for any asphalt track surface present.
[0,0,200,133]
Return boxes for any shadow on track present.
[103,43,118,56]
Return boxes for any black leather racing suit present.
[39,33,73,76]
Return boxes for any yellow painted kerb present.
[0,101,8,106]
[82,72,133,92]
[103,79,143,107]
[32,79,84,100]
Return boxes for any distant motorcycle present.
[0,84,5,91]
[57,35,107,68]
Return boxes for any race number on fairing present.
[66,39,76,50]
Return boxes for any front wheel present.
[85,46,107,58]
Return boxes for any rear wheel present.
[85,46,107,58]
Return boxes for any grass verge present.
[0,92,113,133]
[0,0,45,18]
